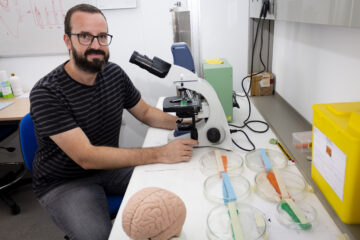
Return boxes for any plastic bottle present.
[0,70,13,98]
[0,70,6,97]
[9,73,24,97]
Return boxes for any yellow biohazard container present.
[312,102,360,224]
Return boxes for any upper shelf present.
[249,0,360,28]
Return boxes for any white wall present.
[0,0,177,148]
[3,2,359,145]
[200,0,249,92]
[0,0,250,147]
[272,21,360,123]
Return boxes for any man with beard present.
[29,4,198,240]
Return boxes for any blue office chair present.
[19,113,123,219]
[171,42,195,73]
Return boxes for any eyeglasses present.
[69,33,113,46]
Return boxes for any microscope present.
[130,51,232,151]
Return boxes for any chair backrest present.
[19,113,37,172]
[171,42,195,73]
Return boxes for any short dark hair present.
[64,4,107,34]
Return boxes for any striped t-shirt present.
[30,61,141,198]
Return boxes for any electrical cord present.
[237,9,266,97]
[237,0,270,97]
[261,0,270,18]
[232,90,240,108]
[230,1,270,152]
[231,129,255,152]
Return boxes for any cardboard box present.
[250,72,274,96]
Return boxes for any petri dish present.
[276,200,316,230]
[255,170,306,202]
[200,150,244,176]
[207,203,267,240]
[204,173,250,203]
[245,148,287,172]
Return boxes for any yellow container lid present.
[313,102,360,138]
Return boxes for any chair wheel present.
[11,205,20,215]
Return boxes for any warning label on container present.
[313,127,346,201]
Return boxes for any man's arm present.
[128,98,178,130]
[50,98,198,170]
[50,127,198,170]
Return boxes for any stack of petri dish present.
[204,172,250,203]
[207,203,267,240]
[276,200,316,230]
[245,148,288,172]
[200,149,244,176]
[255,170,306,203]
[201,150,249,203]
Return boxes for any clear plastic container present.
[207,203,267,240]
[292,131,312,153]
[276,200,316,230]
[204,173,250,203]
[245,148,287,172]
[255,170,306,202]
[200,150,244,176]
[9,73,23,97]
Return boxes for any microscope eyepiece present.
[129,51,171,78]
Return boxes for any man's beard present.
[72,46,109,73]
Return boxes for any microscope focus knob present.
[207,128,221,143]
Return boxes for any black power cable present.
[261,0,270,18]
[236,0,269,98]
[230,1,270,151]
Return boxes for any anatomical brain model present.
[122,187,186,240]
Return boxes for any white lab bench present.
[109,96,342,240]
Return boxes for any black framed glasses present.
[69,33,113,46]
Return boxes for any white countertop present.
[109,97,341,240]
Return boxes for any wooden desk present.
[0,96,30,121]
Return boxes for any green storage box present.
[203,58,233,122]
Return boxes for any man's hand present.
[158,139,199,163]
[49,127,199,169]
